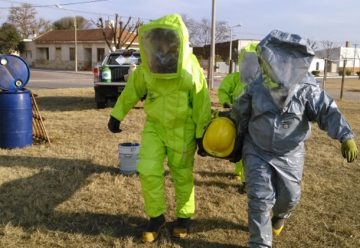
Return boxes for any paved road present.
[24,69,359,101]
[26,69,222,90]
[27,69,93,89]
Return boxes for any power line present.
[52,6,151,22]
[0,0,108,9]
[0,0,151,22]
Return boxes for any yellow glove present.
[341,139,358,163]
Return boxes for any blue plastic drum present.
[0,54,30,91]
[0,89,32,148]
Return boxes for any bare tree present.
[317,40,339,89]
[182,15,229,47]
[53,16,92,30]
[97,14,143,51]
[318,40,338,60]
[7,3,51,38]
[306,38,318,51]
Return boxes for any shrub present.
[338,69,353,76]
[311,70,320,76]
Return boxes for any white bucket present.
[118,142,140,175]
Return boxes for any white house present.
[315,46,360,74]
[309,57,325,73]
[21,28,138,70]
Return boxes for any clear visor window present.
[240,53,259,84]
[142,28,180,74]
[260,48,309,89]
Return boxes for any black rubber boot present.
[272,216,285,236]
[142,214,166,243]
[172,217,191,238]
[238,182,247,194]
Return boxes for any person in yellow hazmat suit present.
[217,43,259,191]
[107,14,211,243]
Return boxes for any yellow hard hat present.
[203,117,236,158]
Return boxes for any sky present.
[0,0,360,46]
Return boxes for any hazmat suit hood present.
[257,30,314,107]
[138,14,190,79]
[238,43,260,84]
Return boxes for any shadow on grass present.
[168,219,248,248]
[196,170,235,178]
[347,88,360,92]
[0,156,247,247]
[0,156,145,239]
[172,238,247,248]
[35,96,96,111]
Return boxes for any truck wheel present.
[96,101,107,109]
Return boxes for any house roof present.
[34,28,138,44]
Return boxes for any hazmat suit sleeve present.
[305,85,354,142]
[218,73,237,106]
[189,56,212,139]
[111,66,147,121]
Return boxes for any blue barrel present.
[0,54,30,91]
[0,89,32,148]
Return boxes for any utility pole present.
[207,0,216,89]
[322,58,327,89]
[353,44,358,74]
[56,4,78,72]
[74,15,78,72]
[340,59,347,99]
[228,24,241,73]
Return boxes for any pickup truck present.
[93,49,141,108]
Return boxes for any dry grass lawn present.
[0,78,359,248]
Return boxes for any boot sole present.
[142,223,165,243]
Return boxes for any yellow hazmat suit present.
[110,14,211,219]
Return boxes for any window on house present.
[70,48,75,61]
[25,50,32,59]
[55,47,61,60]
[97,48,105,62]
[36,47,49,60]
[316,62,319,70]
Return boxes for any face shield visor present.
[257,30,314,91]
[259,47,311,90]
[239,52,260,84]
[141,28,180,74]
[257,30,314,107]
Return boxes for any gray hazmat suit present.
[230,30,354,248]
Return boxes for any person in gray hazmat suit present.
[229,30,358,247]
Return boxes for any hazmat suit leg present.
[137,124,167,218]
[244,152,304,247]
[235,160,246,183]
[271,158,303,219]
[245,154,275,248]
[168,147,196,218]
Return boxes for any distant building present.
[193,39,260,64]
[315,46,360,74]
[21,28,138,70]
[193,39,260,73]
[309,57,325,73]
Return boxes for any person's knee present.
[137,158,164,176]
[248,195,274,213]
[274,191,301,216]
[286,193,301,209]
